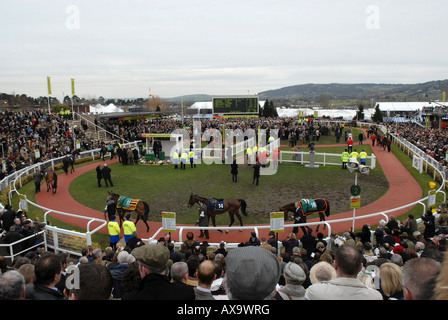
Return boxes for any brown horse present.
[280,198,330,235]
[107,191,150,232]
[43,169,58,194]
[187,194,248,232]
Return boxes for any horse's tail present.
[53,173,58,188]
[143,201,150,221]
[238,199,248,216]
[325,200,330,217]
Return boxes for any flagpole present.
[71,78,76,151]
[71,78,75,120]
[47,76,52,114]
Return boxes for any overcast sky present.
[1,0,447,100]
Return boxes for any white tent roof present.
[188,100,267,111]
[189,102,213,110]
[276,107,375,120]
[375,102,434,112]
[89,103,124,114]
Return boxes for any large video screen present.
[212,96,259,114]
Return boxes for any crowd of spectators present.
[393,122,448,163]
[0,109,104,179]
[2,112,448,300]
[0,209,446,300]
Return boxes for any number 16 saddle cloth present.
[117,196,140,211]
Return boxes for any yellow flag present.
[71,78,75,96]
[47,76,52,95]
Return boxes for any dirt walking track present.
[36,135,422,245]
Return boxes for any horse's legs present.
[228,212,235,228]
[319,213,326,230]
[211,213,223,233]
[143,220,150,232]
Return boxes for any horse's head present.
[187,193,196,208]
[108,191,118,201]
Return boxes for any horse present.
[62,154,75,175]
[43,169,58,194]
[187,194,248,232]
[280,198,330,235]
[107,191,150,232]
[100,145,109,161]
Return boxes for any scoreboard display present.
[212,95,259,114]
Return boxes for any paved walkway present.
[36,136,422,245]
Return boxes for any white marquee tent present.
[375,102,438,112]
[276,107,375,120]
[89,103,124,114]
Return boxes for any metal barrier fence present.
[1,125,447,258]
[279,150,376,169]
[3,141,139,260]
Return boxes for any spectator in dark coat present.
[101,163,114,187]
[1,205,17,233]
[282,232,300,255]
[122,244,194,300]
[25,252,64,300]
[300,228,317,259]
[96,165,103,187]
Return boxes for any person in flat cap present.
[122,244,194,300]
[224,246,281,300]
[274,262,307,300]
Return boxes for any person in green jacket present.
[123,214,136,245]
[341,149,350,169]
[189,149,196,168]
[359,150,368,165]
[108,215,121,250]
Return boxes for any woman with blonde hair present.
[282,232,299,255]
[377,262,404,300]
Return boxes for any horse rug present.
[117,196,139,211]
[208,198,225,211]
[299,199,318,216]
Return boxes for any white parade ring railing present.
[2,128,446,257]
[4,141,140,260]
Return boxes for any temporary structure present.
[89,103,124,114]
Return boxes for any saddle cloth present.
[208,198,225,211]
[117,196,139,211]
[299,199,317,215]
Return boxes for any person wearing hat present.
[309,261,337,284]
[275,262,307,300]
[267,231,278,251]
[107,215,120,251]
[314,241,331,258]
[122,244,194,300]
[224,246,281,300]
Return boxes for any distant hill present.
[258,80,448,104]
[163,94,212,103]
